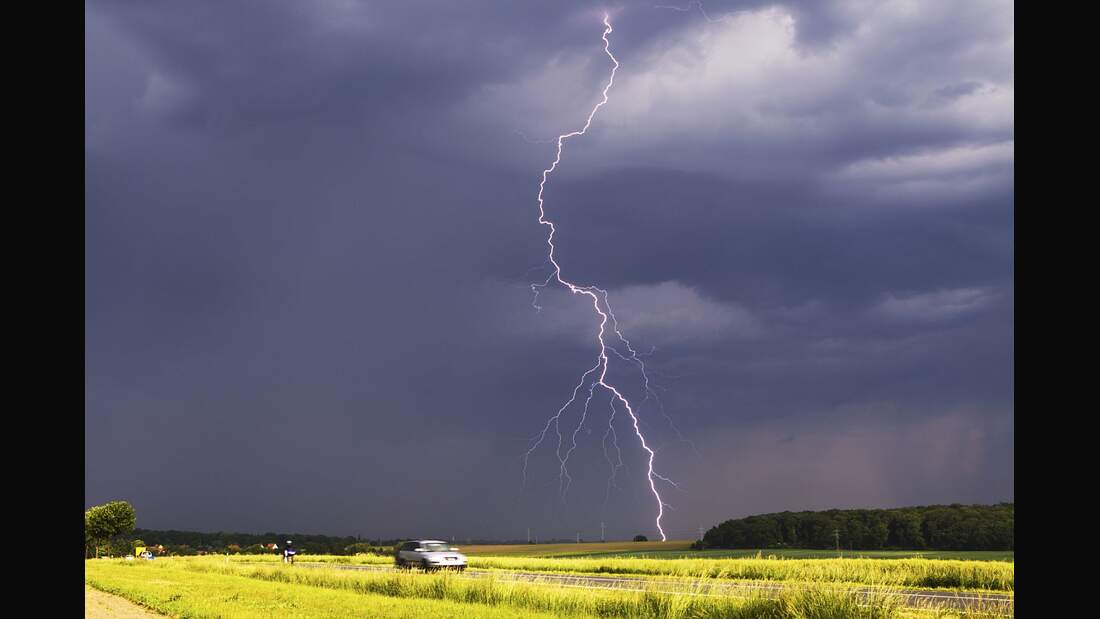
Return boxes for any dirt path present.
[85,585,165,618]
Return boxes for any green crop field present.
[86,557,1011,618]
[231,549,1013,593]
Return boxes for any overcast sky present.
[86,0,1013,541]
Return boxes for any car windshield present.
[421,543,452,552]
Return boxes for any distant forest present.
[699,503,1013,551]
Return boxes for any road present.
[274,561,1013,612]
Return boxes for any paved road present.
[268,561,1013,612]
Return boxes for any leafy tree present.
[633,535,648,542]
[887,511,925,549]
[85,500,136,558]
[107,538,132,557]
[84,514,95,558]
[866,516,889,549]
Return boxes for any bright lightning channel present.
[521,14,674,542]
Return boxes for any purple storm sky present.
[86,0,1013,540]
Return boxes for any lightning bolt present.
[520,14,674,542]
[602,397,625,507]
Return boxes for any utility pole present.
[833,529,840,552]
[600,522,606,543]
[527,528,531,544]
[576,532,580,544]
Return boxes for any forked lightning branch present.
[521,14,675,542]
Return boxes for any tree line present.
[697,503,1013,551]
[120,529,402,556]
[85,500,396,557]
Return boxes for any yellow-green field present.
[230,549,1013,593]
[86,557,1012,618]
[85,560,560,618]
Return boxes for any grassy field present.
[86,558,1008,618]
[232,549,1013,593]
[465,556,1012,592]
[85,559,561,618]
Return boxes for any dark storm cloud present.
[86,0,1012,539]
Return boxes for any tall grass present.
[466,556,1014,592]
[232,553,1013,592]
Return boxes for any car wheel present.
[421,559,432,572]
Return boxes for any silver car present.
[394,540,467,571]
